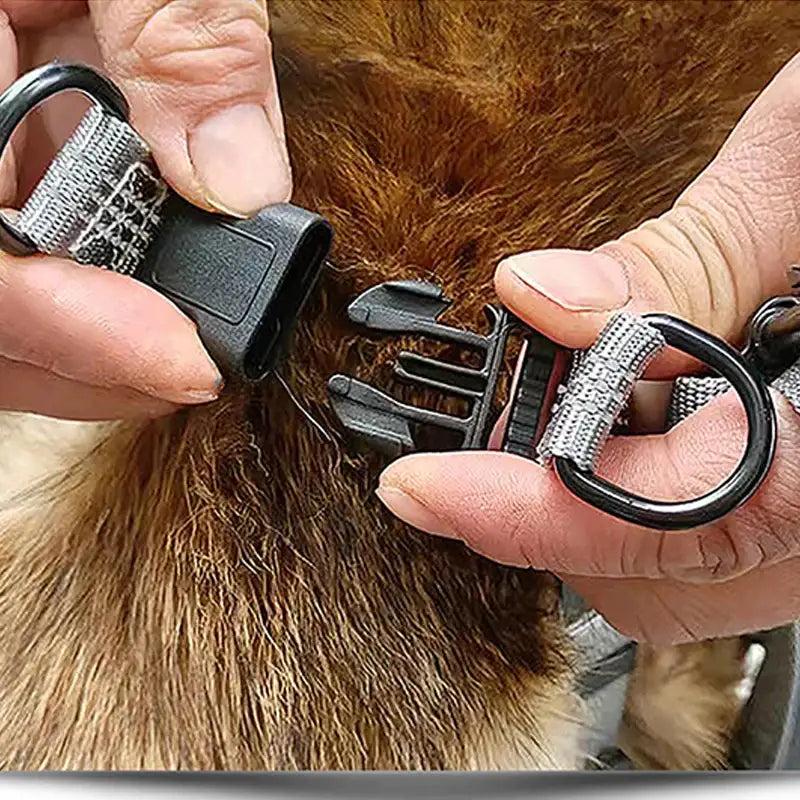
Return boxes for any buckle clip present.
[0,61,333,381]
[328,280,567,458]
[329,280,778,531]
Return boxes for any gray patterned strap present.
[541,308,800,465]
[537,313,665,471]
[666,374,731,428]
[668,358,800,427]
[568,608,635,767]
[15,104,168,275]
[772,363,800,414]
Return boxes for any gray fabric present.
[666,374,731,428]
[668,355,800,426]
[568,610,634,765]
[581,674,633,768]
[568,610,632,673]
[16,104,167,275]
[771,357,800,415]
[537,313,665,471]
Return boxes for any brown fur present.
[1,0,798,770]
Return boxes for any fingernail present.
[179,341,225,401]
[183,374,224,404]
[165,334,224,405]
[375,484,459,539]
[505,249,630,311]
[188,104,291,217]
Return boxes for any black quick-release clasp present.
[0,62,333,381]
[327,280,567,457]
[329,280,780,531]
[136,196,332,380]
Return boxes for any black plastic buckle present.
[329,280,777,531]
[0,62,333,381]
[328,280,566,457]
[135,196,331,381]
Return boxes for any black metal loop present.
[745,295,800,378]
[0,61,129,256]
[554,313,778,531]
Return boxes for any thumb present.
[496,52,800,378]
[88,0,290,218]
[0,9,18,205]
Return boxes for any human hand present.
[376,52,800,645]
[0,0,290,419]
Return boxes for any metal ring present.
[554,313,778,531]
[745,295,800,378]
[0,62,129,256]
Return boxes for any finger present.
[0,1,86,29]
[0,251,223,407]
[0,355,178,419]
[376,388,800,583]
[564,557,800,645]
[0,9,19,205]
[495,52,800,378]
[88,0,291,217]
[11,10,104,197]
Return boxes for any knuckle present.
[609,185,748,338]
[676,187,752,327]
[658,501,798,584]
[694,525,757,582]
[655,527,740,583]
[119,0,271,105]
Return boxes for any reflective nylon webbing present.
[668,358,800,426]
[16,104,167,275]
[537,313,665,471]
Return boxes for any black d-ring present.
[0,61,129,256]
[554,313,778,531]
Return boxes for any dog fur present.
[1,0,799,770]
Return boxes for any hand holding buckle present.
[329,280,780,531]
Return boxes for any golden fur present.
[1,0,798,770]
[620,639,748,770]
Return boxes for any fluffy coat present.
[1,0,798,770]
